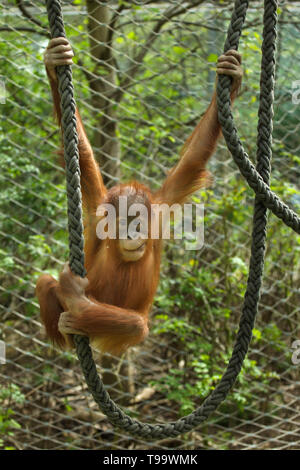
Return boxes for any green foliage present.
[0,384,25,450]
[0,4,298,444]
[151,169,298,417]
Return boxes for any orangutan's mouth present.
[124,242,146,252]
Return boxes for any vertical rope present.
[45,0,86,278]
[217,4,299,233]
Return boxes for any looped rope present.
[45,0,299,438]
[218,0,300,234]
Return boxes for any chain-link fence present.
[0,0,299,450]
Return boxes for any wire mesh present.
[0,0,299,450]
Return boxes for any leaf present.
[252,328,262,340]
[173,46,186,55]
[207,53,218,63]
[127,31,137,41]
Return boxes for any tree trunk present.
[86,0,120,184]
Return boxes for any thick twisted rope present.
[45,0,299,439]
[45,0,86,278]
[217,1,300,234]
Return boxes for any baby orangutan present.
[36,37,242,355]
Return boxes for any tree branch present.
[179,21,225,32]
[117,0,206,100]
[0,26,49,37]
[107,2,126,49]
[16,0,48,31]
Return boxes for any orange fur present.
[36,274,66,348]
[36,70,225,355]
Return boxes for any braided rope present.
[45,0,86,278]
[219,2,300,234]
[45,0,299,439]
